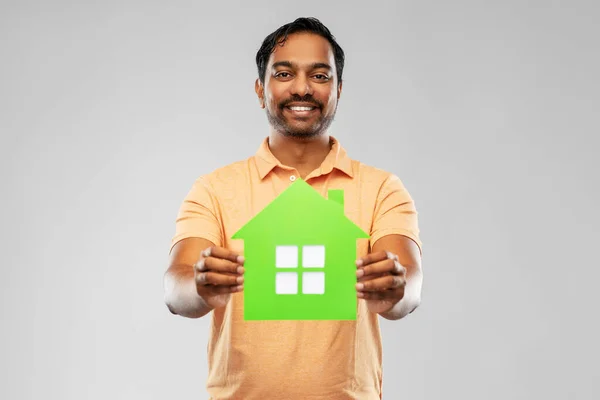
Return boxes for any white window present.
[302,245,325,267]
[276,272,298,294]
[275,245,325,295]
[276,245,298,268]
[302,272,324,294]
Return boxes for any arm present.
[164,237,216,319]
[358,173,423,320]
[165,176,229,318]
[372,234,423,320]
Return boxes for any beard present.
[265,94,337,139]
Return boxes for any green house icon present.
[232,179,370,321]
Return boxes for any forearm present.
[163,264,213,319]
[379,268,423,320]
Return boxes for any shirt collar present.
[254,135,354,180]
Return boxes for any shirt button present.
[290,175,296,181]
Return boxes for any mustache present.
[279,94,323,109]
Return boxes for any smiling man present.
[164,17,423,400]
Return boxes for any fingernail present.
[237,256,245,264]
[236,276,244,284]
[356,259,363,267]
[237,285,244,291]
[357,292,364,298]
[356,283,364,290]
[237,266,244,274]
[356,270,364,278]
[202,248,211,257]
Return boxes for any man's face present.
[256,32,341,139]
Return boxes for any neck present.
[268,131,332,178]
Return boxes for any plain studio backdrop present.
[1,1,598,399]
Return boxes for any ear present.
[337,81,343,99]
[255,79,265,109]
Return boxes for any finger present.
[356,258,404,278]
[202,246,245,265]
[392,260,406,275]
[357,271,387,283]
[208,284,244,294]
[195,259,208,272]
[196,271,244,287]
[356,250,398,267]
[195,257,244,275]
[358,287,404,301]
[356,274,405,292]
[357,260,406,280]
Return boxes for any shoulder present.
[350,158,406,190]
[192,157,255,195]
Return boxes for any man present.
[164,17,423,400]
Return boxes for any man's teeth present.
[288,106,315,111]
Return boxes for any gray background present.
[1,0,598,399]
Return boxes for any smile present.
[287,106,316,111]
[284,106,320,117]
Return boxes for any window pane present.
[276,272,298,294]
[302,245,325,268]
[302,272,325,294]
[276,245,298,268]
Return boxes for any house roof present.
[254,136,354,180]
[232,178,369,241]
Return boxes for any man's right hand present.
[193,246,245,309]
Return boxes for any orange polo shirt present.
[170,136,422,400]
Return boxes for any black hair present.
[255,17,345,85]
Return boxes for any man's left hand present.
[355,251,406,314]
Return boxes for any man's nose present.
[290,74,313,97]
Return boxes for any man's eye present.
[314,74,329,80]
[276,72,291,78]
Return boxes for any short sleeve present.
[169,176,224,254]
[370,174,422,254]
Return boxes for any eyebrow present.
[271,61,332,71]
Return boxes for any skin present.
[164,32,422,320]
[255,32,341,179]
[358,234,422,319]
[164,237,242,318]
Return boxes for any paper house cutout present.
[231,178,369,320]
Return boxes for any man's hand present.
[355,250,407,314]
[194,246,245,310]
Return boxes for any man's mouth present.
[287,106,316,111]
[283,104,320,117]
